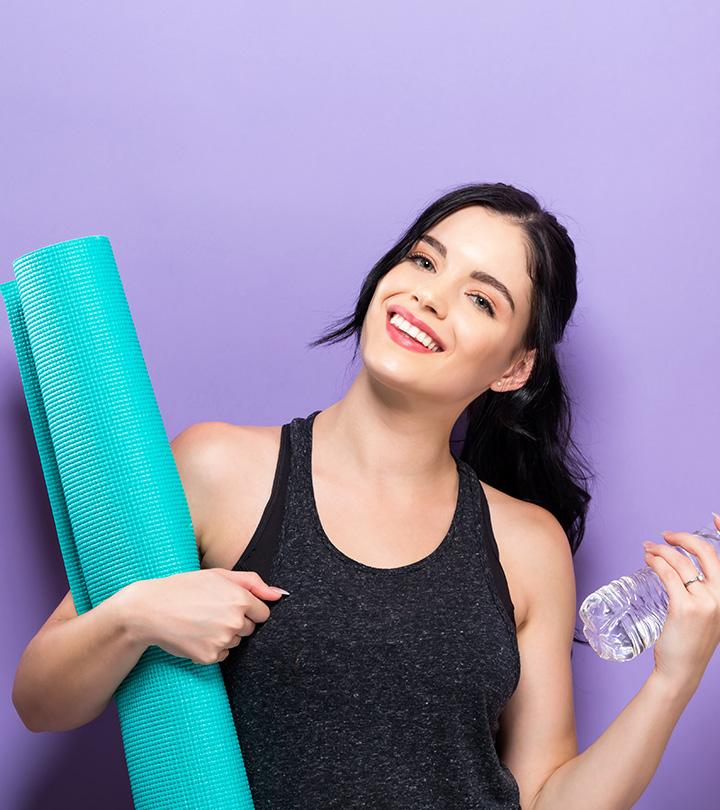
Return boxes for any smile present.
[386,312,443,354]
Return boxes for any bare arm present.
[531,516,720,810]
[531,671,695,810]
[12,584,149,732]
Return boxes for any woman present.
[14,182,720,809]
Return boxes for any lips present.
[386,304,446,351]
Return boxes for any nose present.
[413,289,446,320]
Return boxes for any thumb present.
[219,568,290,598]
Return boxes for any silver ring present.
[683,574,705,588]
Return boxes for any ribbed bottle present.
[579,525,720,662]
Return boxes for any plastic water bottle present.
[579,523,720,662]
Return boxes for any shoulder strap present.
[474,473,516,627]
[232,422,291,578]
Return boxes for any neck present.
[313,369,464,488]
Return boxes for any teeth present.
[389,313,442,352]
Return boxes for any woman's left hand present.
[643,512,720,694]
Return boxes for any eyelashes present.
[406,253,496,318]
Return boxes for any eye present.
[408,252,435,272]
[467,293,496,317]
[406,252,496,318]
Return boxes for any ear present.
[500,348,537,391]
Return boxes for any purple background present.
[2,2,718,808]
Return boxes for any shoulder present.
[479,479,575,630]
[171,421,282,480]
[170,421,284,562]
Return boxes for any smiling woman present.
[14,181,596,810]
[213,182,596,809]
[308,182,593,576]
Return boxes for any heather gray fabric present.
[220,409,522,809]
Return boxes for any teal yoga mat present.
[1,236,254,810]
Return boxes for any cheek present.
[367,282,391,321]
[453,330,507,379]
[454,321,492,357]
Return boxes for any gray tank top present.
[220,409,522,809]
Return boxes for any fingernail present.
[270,587,290,595]
[713,512,720,522]
[643,541,653,550]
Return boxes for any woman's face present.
[361,205,536,407]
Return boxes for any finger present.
[241,593,274,624]
[238,616,256,637]
[713,512,720,531]
[661,530,719,580]
[645,552,693,605]
[644,540,702,583]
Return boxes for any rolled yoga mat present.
[1,236,254,810]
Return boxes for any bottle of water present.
[579,523,720,662]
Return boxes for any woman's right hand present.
[124,569,288,665]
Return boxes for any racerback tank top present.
[220,409,522,809]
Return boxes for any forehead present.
[423,206,532,296]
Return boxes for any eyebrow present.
[418,234,516,314]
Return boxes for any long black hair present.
[306,181,594,647]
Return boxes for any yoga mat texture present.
[1,236,254,809]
